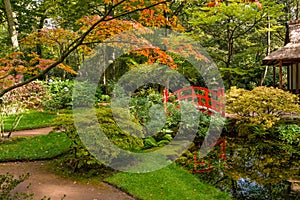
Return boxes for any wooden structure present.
[163,86,225,117]
[263,20,300,93]
[163,86,226,172]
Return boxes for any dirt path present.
[0,161,135,200]
[1,128,135,200]
[10,127,54,137]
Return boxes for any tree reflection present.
[193,136,300,199]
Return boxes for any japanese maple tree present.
[0,0,176,97]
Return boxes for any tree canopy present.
[0,0,299,96]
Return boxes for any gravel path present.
[0,161,135,200]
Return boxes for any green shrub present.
[96,107,144,149]
[100,94,110,102]
[235,123,267,138]
[129,92,217,150]
[72,81,101,107]
[157,139,170,147]
[43,79,73,110]
[42,78,108,110]
[54,107,144,172]
[129,93,178,148]
[162,134,172,141]
[144,137,158,148]
[54,113,99,171]
[226,86,300,130]
[129,93,163,125]
[276,124,300,146]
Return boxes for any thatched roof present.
[262,20,300,66]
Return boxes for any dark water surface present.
[195,136,300,199]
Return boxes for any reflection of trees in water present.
[194,136,300,199]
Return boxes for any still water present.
[195,136,300,199]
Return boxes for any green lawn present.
[3,110,58,131]
[105,164,232,200]
[0,131,231,199]
[0,132,71,161]
[1,109,231,199]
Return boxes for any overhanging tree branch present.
[0,0,169,97]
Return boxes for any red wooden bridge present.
[163,86,225,117]
[163,86,226,172]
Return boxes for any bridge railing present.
[163,86,226,172]
[163,86,225,117]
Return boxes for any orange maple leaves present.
[0,52,76,89]
[76,16,145,44]
[1,0,198,92]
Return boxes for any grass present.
[3,110,59,131]
[0,132,71,161]
[0,127,231,200]
[1,109,231,199]
[105,163,232,200]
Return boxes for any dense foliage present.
[1,0,300,199]
[3,81,46,111]
[276,124,300,146]
[226,86,300,131]
[54,106,144,171]
[187,0,285,88]
[42,79,73,110]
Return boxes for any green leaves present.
[186,0,284,88]
[226,86,300,130]
[276,124,300,146]
[144,137,158,148]
[54,106,145,171]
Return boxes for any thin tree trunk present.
[261,14,271,86]
[226,20,233,88]
[297,0,299,19]
[3,0,19,49]
[36,17,45,57]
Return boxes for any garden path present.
[10,127,54,137]
[0,161,134,200]
[1,128,135,200]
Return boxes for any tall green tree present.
[186,0,284,89]
[279,0,300,21]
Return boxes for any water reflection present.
[194,136,300,199]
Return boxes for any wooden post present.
[163,89,169,112]
[273,66,276,87]
[279,60,283,89]
[296,63,299,94]
[289,64,292,91]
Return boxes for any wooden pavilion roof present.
[262,20,300,66]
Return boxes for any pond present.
[194,136,300,199]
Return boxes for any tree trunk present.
[261,14,271,86]
[3,0,19,49]
[36,17,45,57]
[296,0,299,20]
